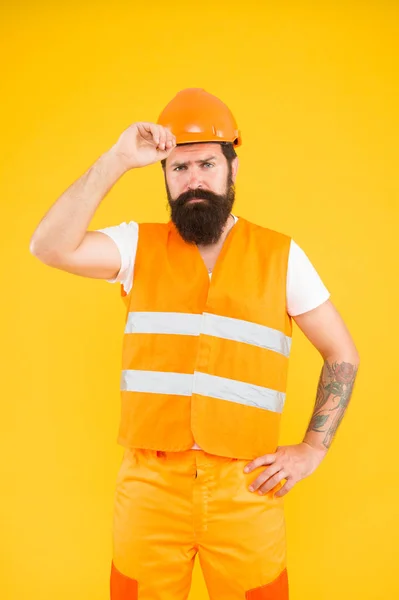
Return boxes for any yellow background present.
[1,1,398,599]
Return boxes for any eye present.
[173,165,187,171]
[202,162,214,168]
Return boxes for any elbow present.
[29,236,39,256]
[323,348,360,365]
[29,236,61,266]
[322,336,361,365]
[348,353,361,369]
[349,341,361,365]
[29,236,46,261]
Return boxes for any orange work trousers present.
[110,448,289,599]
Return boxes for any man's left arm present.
[244,299,360,497]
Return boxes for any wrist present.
[103,147,132,178]
[301,439,328,459]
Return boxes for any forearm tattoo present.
[306,360,359,450]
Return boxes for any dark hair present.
[160,142,237,170]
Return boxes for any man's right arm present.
[29,149,128,280]
[29,122,176,280]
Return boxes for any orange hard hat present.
[157,88,242,147]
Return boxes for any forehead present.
[167,142,224,165]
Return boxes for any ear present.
[231,156,239,183]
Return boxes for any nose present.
[187,170,202,190]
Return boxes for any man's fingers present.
[135,122,175,152]
[244,453,276,473]
[247,463,281,492]
[166,132,176,149]
[157,126,167,150]
[150,123,163,147]
[136,122,162,146]
[257,470,288,495]
[136,122,158,144]
[274,479,295,498]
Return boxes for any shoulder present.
[240,218,292,250]
[288,238,323,267]
[96,220,139,244]
[286,238,330,316]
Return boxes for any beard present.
[165,171,236,246]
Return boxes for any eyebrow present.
[170,155,218,167]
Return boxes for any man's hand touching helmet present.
[110,122,176,170]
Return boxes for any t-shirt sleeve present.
[286,239,330,316]
[95,221,139,295]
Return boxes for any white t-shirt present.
[98,215,330,450]
[97,214,330,316]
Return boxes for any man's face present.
[163,143,238,246]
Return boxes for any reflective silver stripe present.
[124,312,202,336]
[121,370,285,412]
[194,371,285,412]
[125,311,291,357]
[202,313,291,357]
[121,370,193,396]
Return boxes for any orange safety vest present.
[117,216,293,459]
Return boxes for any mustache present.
[174,188,223,206]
